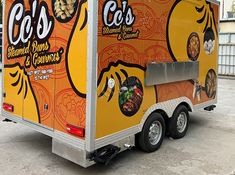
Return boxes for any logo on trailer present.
[7,0,63,69]
[102,0,140,40]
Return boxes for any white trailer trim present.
[1,0,5,109]
[94,97,217,150]
[2,110,86,149]
[207,0,220,5]
[85,0,98,152]
[194,98,217,111]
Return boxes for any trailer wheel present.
[136,113,165,152]
[168,105,189,139]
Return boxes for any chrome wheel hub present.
[177,112,187,133]
[148,121,162,145]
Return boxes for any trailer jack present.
[2,118,16,123]
[204,105,216,111]
[90,145,121,165]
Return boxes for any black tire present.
[136,113,165,153]
[168,105,189,139]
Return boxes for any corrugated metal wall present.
[219,33,235,76]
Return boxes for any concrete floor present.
[0,74,235,175]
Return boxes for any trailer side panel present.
[96,0,219,139]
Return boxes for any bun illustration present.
[167,0,218,85]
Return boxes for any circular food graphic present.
[204,28,215,55]
[52,0,78,23]
[119,76,143,117]
[205,69,217,98]
[131,3,156,39]
[55,89,86,129]
[187,32,200,61]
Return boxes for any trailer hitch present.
[90,145,121,166]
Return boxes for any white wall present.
[220,21,235,33]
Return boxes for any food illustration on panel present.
[96,0,218,138]
[4,0,88,131]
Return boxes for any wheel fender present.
[139,97,193,131]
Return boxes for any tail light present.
[66,124,85,137]
[3,103,14,112]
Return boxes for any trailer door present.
[3,0,25,118]
[3,0,56,128]
[22,65,55,128]
[22,37,56,129]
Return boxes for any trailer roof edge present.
[207,0,220,6]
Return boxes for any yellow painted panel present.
[168,0,218,85]
[4,65,39,122]
[96,63,156,138]
[67,2,88,96]
[3,65,23,117]
[96,0,219,138]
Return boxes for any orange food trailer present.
[2,0,219,167]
